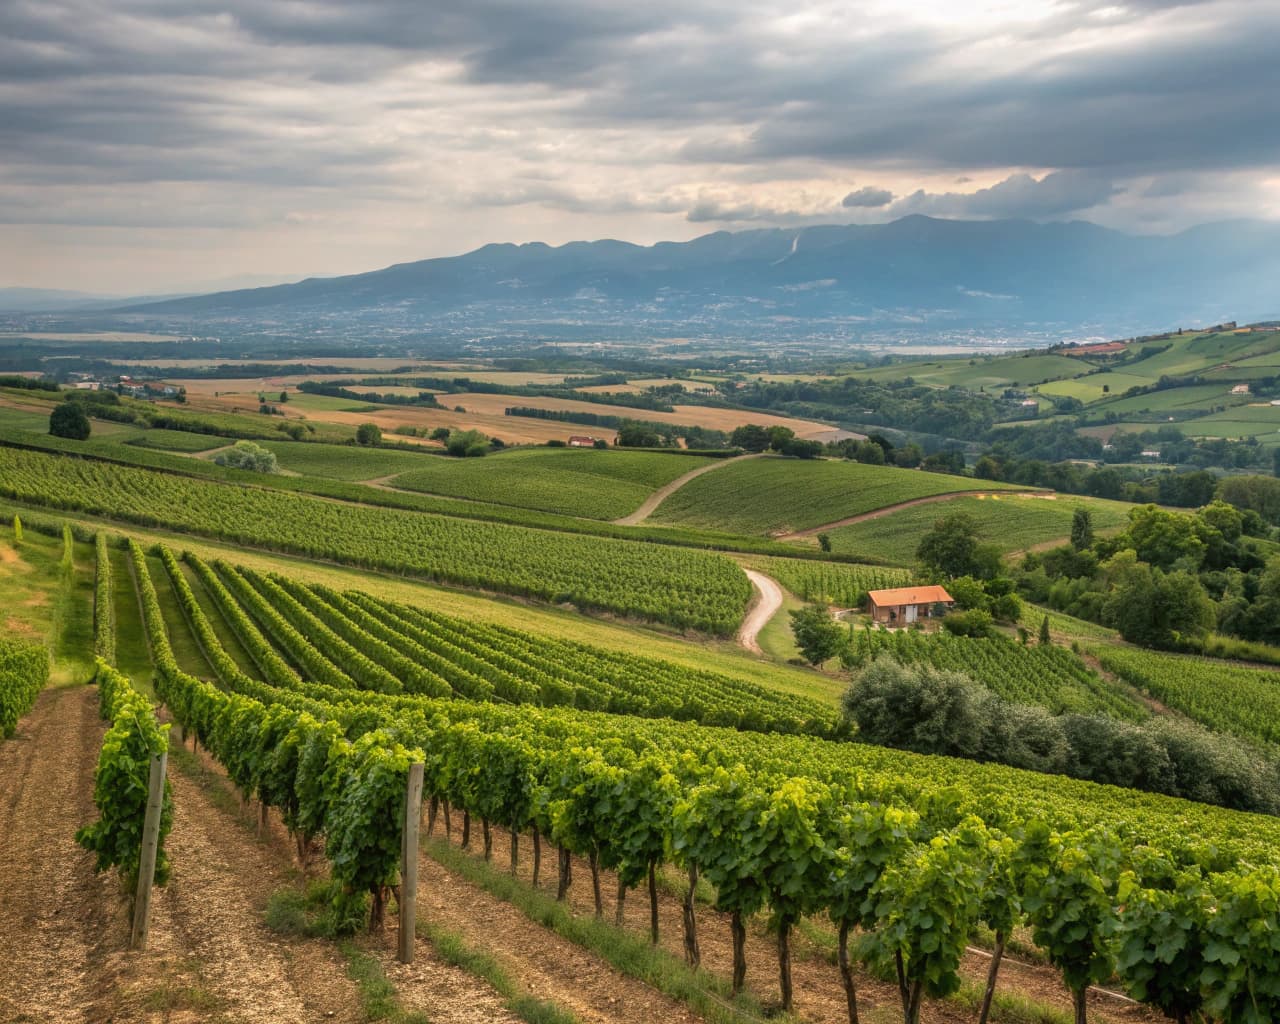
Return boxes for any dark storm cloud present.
[890,171,1122,220]
[843,187,894,209]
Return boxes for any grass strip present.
[418,919,580,1024]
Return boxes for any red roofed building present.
[866,585,955,625]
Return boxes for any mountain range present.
[63,217,1280,338]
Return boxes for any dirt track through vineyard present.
[0,687,116,1024]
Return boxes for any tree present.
[430,426,451,442]
[767,425,795,451]
[213,441,278,473]
[817,532,832,553]
[973,455,1003,480]
[917,513,1001,579]
[592,438,608,450]
[842,660,985,759]
[1039,614,1051,646]
[12,514,21,545]
[790,604,845,665]
[1070,508,1094,551]
[730,424,770,452]
[854,440,886,465]
[355,422,382,447]
[279,390,288,403]
[49,400,90,440]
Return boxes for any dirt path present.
[128,749,366,1024]
[775,489,1054,541]
[612,453,765,526]
[431,821,1158,1024]
[737,569,782,655]
[417,832,701,1024]
[0,686,118,1024]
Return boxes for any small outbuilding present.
[866,585,955,625]
[568,435,599,448]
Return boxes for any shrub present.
[942,609,995,637]
[213,440,279,474]
[49,401,91,440]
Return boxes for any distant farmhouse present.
[866,585,954,625]
[568,435,600,448]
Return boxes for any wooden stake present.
[398,762,425,964]
[131,750,167,951]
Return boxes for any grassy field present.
[1090,383,1252,416]
[850,352,1093,389]
[0,526,96,685]
[127,428,231,452]
[256,440,443,481]
[817,492,1133,564]
[1181,405,1280,444]
[390,448,711,520]
[651,456,1026,535]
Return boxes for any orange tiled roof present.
[866,585,954,606]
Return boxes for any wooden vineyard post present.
[398,762,425,964]
[131,750,167,951]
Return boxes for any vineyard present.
[650,456,1027,535]
[1093,645,1280,745]
[389,447,711,520]
[0,446,752,634]
[157,546,838,736]
[107,538,1280,1023]
[847,627,1147,720]
[744,555,913,606]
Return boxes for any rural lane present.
[737,569,783,655]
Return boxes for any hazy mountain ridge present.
[115,216,1280,335]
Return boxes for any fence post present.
[398,762,425,964]
[131,750,167,951]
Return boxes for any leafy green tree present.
[790,604,845,665]
[854,440,886,465]
[842,660,984,758]
[817,532,832,553]
[355,422,382,447]
[917,513,1001,579]
[1039,614,1051,646]
[730,423,770,452]
[767,425,796,451]
[213,441,278,474]
[1118,505,1206,571]
[1070,508,1094,551]
[49,400,91,440]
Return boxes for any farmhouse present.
[1230,384,1250,396]
[866,585,955,625]
[568,435,600,448]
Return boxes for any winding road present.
[612,452,765,526]
[736,569,783,655]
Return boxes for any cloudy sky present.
[2,0,1278,293]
